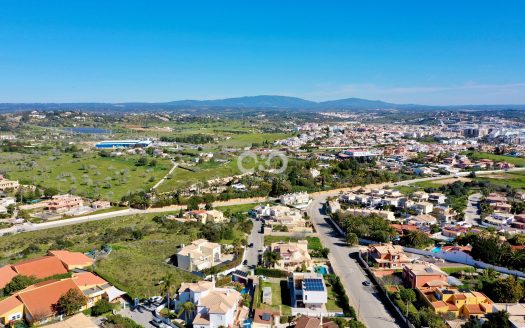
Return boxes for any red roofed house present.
[11,256,68,279]
[0,266,18,289]
[0,273,126,325]
[48,250,94,270]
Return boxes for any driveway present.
[306,197,402,328]
[119,306,157,328]
[464,193,482,226]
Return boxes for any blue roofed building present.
[95,139,152,149]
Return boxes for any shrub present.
[254,267,288,278]
[91,299,114,316]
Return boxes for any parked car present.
[258,275,268,281]
[242,259,248,265]
[362,280,372,286]
[248,243,254,247]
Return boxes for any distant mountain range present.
[1,95,525,112]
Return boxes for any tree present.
[487,276,524,302]
[401,231,433,249]
[91,299,114,316]
[179,301,196,324]
[57,288,87,315]
[462,317,483,328]
[136,156,148,166]
[346,233,359,246]
[160,273,175,312]
[186,197,200,211]
[4,275,38,295]
[263,250,281,268]
[399,288,416,319]
[482,310,511,328]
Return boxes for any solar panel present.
[303,278,325,291]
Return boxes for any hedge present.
[254,267,288,278]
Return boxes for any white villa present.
[176,281,247,328]
[253,205,309,231]
[176,239,222,271]
[288,272,327,310]
[279,192,311,207]
[270,240,312,272]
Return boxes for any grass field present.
[475,171,525,190]
[1,151,171,201]
[259,281,292,315]
[0,212,200,298]
[263,236,322,250]
[156,159,241,192]
[326,285,343,312]
[468,151,525,167]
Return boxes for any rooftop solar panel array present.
[303,278,325,291]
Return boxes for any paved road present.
[244,218,264,267]
[4,167,524,236]
[464,193,482,226]
[306,196,402,328]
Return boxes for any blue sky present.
[0,1,524,105]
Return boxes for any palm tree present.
[160,272,174,312]
[179,301,196,324]
[263,250,280,268]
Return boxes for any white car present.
[258,275,268,281]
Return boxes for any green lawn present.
[1,151,171,201]
[326,285,343,312]
[0,212,200,299]
[468,151,525,167]
[263,236,322,250]
[258,281,292,315]
[412,180,442,189]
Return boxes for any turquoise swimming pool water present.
[431,246,441,253]
[315,266,328,274]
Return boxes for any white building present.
[176,239,222,271]
[176,281,246,328]
[0,176,19,191]
[279,192,310,207]
[288,273,327,310]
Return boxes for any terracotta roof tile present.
[17,279,82,319]
[12,256,68,279]
[48,250,94,268]
[0,265,18,289]
[0,295,23,316]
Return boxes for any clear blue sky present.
[1,1,524,105]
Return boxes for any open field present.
[475,171,525,190]
[156,159,241,192]
[0,151,171,201]
[259,281,292,315]
[433,177,472,185]
[0,212,200,298]
[468,151,525,167]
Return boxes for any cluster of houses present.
[335,187,458,225]
[175,239,224,272]
[366,244,495,323]
[253,205,311,232]
[481,192,525,234]
[0,250,125,326]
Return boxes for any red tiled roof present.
[72,272,107,288]
[12,256,68,279]
[48,250,94,268]
[17,279,82,319]
[464,304,485,314]
[0,265,18,289]
[0,295,23,316]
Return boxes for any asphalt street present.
[307,196,403,328]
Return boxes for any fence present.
[402,246,525,278]
[356,252,414,328]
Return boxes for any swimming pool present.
[314,266,328,274]
[431,246,441,253]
